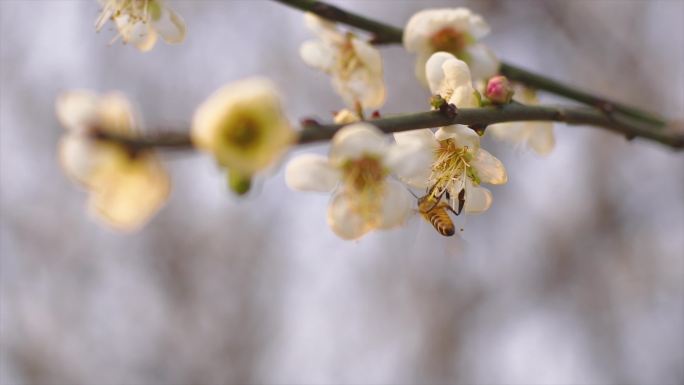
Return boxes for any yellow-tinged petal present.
[327,191,372,240]
[88,153,170,231]
[153,6,186,44]
[527,122,556,155]
[333,109,361,125]
[97,92,136,135]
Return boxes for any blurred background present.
[1,1,682,384]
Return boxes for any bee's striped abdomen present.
[423,204,455,237]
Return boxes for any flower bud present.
[485,76,514,105]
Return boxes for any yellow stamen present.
[429,139,472,200]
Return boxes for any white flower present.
[487,85,556,155]
[96,0,186,52]
[56,90,170,231]
[192,78,295,192]
[393,126,507,215]
[285,123,415,240]
[300,13,386,110]
[426,51,480,108]
[404,8,499,84]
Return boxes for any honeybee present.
[416,186,465,237]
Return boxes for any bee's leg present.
[444,189,466,216]
[456,188,465,215]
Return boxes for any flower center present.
[342,155,386,192]
[222,116,262,149]
[341,155,388,221]
[430,28,471,58]
[337,35,362,81]
[429,139,474,200]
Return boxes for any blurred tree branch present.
[97,104,684,150]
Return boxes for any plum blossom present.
[426,51,481,109]
[285,123,416,240]
[487,85,556,155]
[96,0,186,52]
[393,126,507,215]
[393,52,507,214]
[404,8,499,84]
[192,78,295,194]
[300,13,385,110]
[56,90,170,231]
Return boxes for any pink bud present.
[486,76,514,104]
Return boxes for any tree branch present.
[96,104,684,151]
[273,0,669,128]
[272,0,403,44]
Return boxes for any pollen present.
[429,139,472,199]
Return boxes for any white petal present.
[464,184,492,214]
[327,191,370,240]
[468,13,490,39]
[153,6,186,44]
[352,38,383,76]
[435,125,480,149]
[304,12,344,44]
[55,90,99,133]
[337,69,386,109]
[403,9,435,53]
[285,154,340,192]
[300,40,335,72]
[59,135,99,185]
[384,140,434,189]
[526,122,556,156]
[393,128,438,149]
[441,59,479,108]
[466,44,500,81]
[425,51,456,95]
[377,180,412,229]
[329,123,387,163]
[442,57,473,94]
[471,148,507,185]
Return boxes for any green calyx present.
[228,171,252,195]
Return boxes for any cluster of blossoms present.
[60,4,557,238]
[96,0,186,52]
[57,91,170,230]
